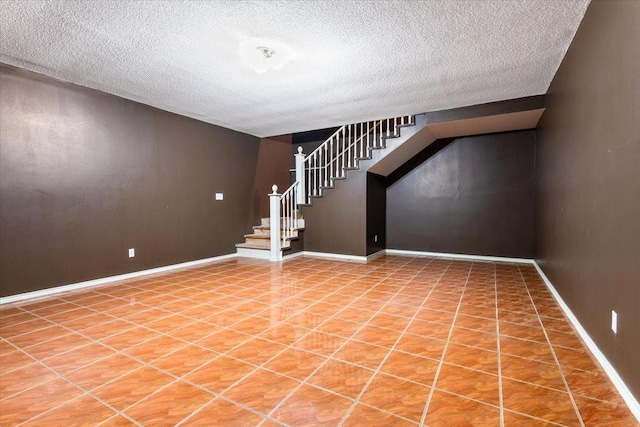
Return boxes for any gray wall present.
[535,0,640,399]
[387,131,535,258]
[0,65,260,297]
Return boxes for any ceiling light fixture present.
[239,38,294,73]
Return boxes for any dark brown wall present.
[387,131,535,258]
[535,0,640,399]
[301,169,367,257]
[251,134,292,224]
[0,65,260,297]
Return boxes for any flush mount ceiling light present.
[239,38,294,73]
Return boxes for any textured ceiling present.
[0,0,590,137]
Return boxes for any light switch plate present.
[215,193,224,201]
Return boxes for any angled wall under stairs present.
[302,96,545,258]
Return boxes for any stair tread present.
[235,242,290,250]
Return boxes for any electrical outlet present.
[374,235,378,242]
[215,193,224,201]
[128,248,135,258]
[611,310,617,334]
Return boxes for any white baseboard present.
[236,247,274,260]
[282,251,305,261]
[532,261,640,422]
[301,251,367,262]
[0,253,238,305]
[367,250,386,261]
[385,249,534,265]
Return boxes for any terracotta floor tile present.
[342,403,418,426]
[6,324,68,348]
[195,329,251,353]
[333,340,390,369]
[0,348,34,373]
[151,344,217,377]
[500,322,548,343]
[23,332,93,359]
[185,355,255,393]
[405,318,452,340]
[97,414,138,426]
[563,367,623,402]
[442,342,499,375]
[352,324,402,348]
[315,318,362,338]
[124,335,186,363]
[435,363,500,406]
[42,342,116,375]
[380,303,420,318]
[206,310,251,327]
[78,319,133,340]
[307,358,373,398]
[573,395,639,426]
[0,378,82,425]
[42,307,97,325]
[259,323,309,345]
[500,353,566,391]
[424,389,500,427]
[360,372,430,422]
[499,336,556,364]
[182,397,263,426]
[145,314,194,333]
[65,353,143,391]
[0,361,58,397]
[227,338,286,365]
[415,308,455,325]
[449,327,498,352]
[228,316,273,335]
[503,409,562,426]
[498,309,540,326]
[27,393,117,426]
[263,348,327,381]
[125,380,214,426]
[554,346,598,372]
[169,320,220,342]
[395,334,446,360]
[379,351,439,386]
[272,384,353,427]
[368,313,411,331]
[222,368,300,413]
[293,331,347,356]
[502,378,581,425]
[93,366,174,410]
[100,326,161,351]
[540,316,575,334]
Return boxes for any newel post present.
[295,146,306,205]
[269,185,281,262]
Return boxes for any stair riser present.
[252,228,300,237]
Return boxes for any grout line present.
[516,264,586,427]
[419,261,473,426]
[494,262,505,427]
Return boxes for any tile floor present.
[0,255,637,426]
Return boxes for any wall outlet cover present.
[128,248,135,258]
[215,193,224,201]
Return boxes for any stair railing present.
[269,115,413,261]
[268,181,300,261]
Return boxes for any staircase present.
[236,215,304,252]
[236,115,415,260]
